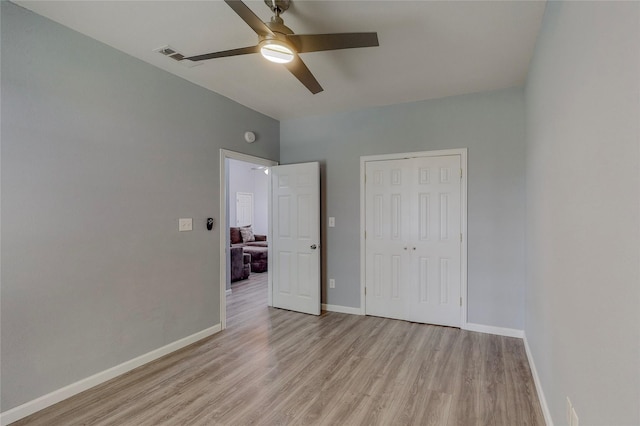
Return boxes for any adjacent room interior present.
[2,1,639,425]
[225,156,271,323]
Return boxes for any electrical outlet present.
[566,397,572,425]
[328,217,335,227]
[329,278,335,288]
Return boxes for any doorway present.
[219,149,277,330]
[360,149,468,327]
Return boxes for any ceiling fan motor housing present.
[260,16,295,52]
[265,16,293,38]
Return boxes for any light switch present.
[328,217,335,227]
[179,218,193,231]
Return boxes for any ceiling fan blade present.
[286,32,379,53]
[224,0,274,37]
[284,56,323,94]
[184,45,259,61]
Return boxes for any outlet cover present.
[329,279,335,288]
[328,217,335,227]
[179,218,193,231]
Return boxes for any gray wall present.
[280,87,526,329]
[0,2,279,411]
[525,2,640,424]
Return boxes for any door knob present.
[310,244,317,250]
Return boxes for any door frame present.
[219,149,278,331]
[359,148,468,326]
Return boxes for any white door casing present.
[236,192,253,226]
[271,162,321,315]
[363,151,465,327]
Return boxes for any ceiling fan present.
[184,0,379,94]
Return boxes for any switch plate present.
[329,217,335,227]
[329,278,335,288]
[179,218,193,231]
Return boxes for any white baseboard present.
[0,324,222,426]
[462,322,524,338]
[322,303,364,315]
[523,333,553,426]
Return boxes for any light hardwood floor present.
[13,273,544,425]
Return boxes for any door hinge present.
[460,297,462,306]
[460,168,463,179]
[365,287,367,295]
[365,230,367,239]
[460,233,462,243]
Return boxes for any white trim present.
[359,148,468,324]
[462,322,524,338]
[460,150,468,326]
[523,333,554,426]
[322,303,364,315]
[226,289,232,296]
[359,158,367,315]
[219,149,278,330]
[0,324,222,426]
[359,148,468,163]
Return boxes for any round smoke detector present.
[244,131,256,143]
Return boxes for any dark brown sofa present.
[230,247,250,282]
[230,226,268,273]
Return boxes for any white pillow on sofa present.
[240,226,255,242]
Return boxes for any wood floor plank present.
[12,273,544,426]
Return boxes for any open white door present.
[270,162,321,315]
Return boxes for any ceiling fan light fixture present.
[260,40,295,63]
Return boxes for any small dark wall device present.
[207,218,215,231]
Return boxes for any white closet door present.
[365,159,412,320]
[365,155,462,327]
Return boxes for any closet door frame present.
[359,148,468,326]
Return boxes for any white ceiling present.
[15,0,546,120]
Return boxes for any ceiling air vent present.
[153,45,201,68]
